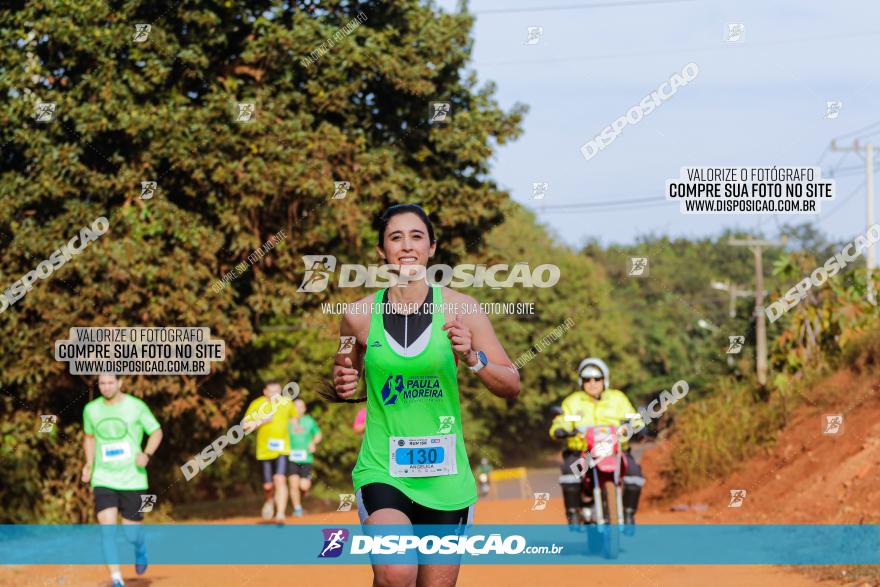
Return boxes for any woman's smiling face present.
[377,211,436,269]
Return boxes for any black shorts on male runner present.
[260,455,289,484]
[288,462,312,479]
[356,482,474,526]
[93,487,147,522]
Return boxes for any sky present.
[436,0,880,248]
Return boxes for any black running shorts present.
[355,482,474,526]
[93,487,148,522]
[260,455,289,484]
[288,462,313,479]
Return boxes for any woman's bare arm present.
[443,292,520,400]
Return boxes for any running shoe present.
[135,543,148,575]
[294,506,303,517]
[274,511,286,524]
[112,581,124,587]
[261,500,274,520]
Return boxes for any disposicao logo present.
[319,528,349,558]
[297,256,560,292]
[298,255,337,293]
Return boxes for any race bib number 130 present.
[389,434,456,478]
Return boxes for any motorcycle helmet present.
[577,357,610,389]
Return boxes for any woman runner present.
[332,204,520,587]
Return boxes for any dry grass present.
[661,380,787,492]
[797,565,880,587]
[663,324,880,495]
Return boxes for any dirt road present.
[0,497,834,587]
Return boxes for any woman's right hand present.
[81,463,91,483]
[334,357,360,399]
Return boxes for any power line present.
[473,0,695,15]
[536,196,658,209]
[857,127,880,141]
[831,120,880,142]
[816,179,866,224]
[815,144,829,168]
[476,29,880,67]
[831,169,871,179]
[538,200,669,214]
[825,150,855,177]
[802,128,876,246]
[826,163,880,176]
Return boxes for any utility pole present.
[711,280,758,368]
[830,139,876,304]
[869,143,875,304]
[727,238,786,386]
[711,281,755,318]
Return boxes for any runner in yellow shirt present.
[242,381,298,522]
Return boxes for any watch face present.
[478,351,488,365]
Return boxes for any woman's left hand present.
[442,314,476,366]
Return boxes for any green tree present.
[0,0,524,521]
[583,232,759,399]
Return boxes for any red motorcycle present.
[577,424,627,558]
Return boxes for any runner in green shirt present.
[287,398,322,517]
[332,204,521,587]
[82,374,163,587]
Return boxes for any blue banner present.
[1,524,877,565]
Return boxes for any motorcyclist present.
[550,357,645,531]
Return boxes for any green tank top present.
[352,285,477,510]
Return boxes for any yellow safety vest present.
[549,389,642,451]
